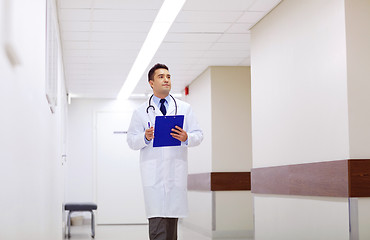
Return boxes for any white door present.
[96,111,146,224]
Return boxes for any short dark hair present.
[148,63,169,82]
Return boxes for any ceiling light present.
[116,0,186,100]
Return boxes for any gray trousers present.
[148,217,179,240]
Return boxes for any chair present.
[64,202,98,238]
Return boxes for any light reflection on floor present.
[65,224,252,240]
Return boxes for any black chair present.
[64,203,98,238]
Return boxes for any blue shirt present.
[144,95,171,144]
[152,94,171,111]
[144,94,188,145]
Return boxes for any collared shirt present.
[145,94,171,144]
[152,94,171,112]
[144,94,188,145]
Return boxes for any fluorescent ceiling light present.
[116,0,186,100]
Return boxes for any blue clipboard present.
[153,115,184,147]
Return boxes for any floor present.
[65,224,252,240]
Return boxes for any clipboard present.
[153,115,184,147]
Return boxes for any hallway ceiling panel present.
[57,0,281,99]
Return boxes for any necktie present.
[160,99,167,115]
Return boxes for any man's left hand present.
[170,126,188,142]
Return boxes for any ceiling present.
[57,0,281,99]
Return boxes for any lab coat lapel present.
[148,96,163,118]
[167,97,176,116]
[154,103,163,116]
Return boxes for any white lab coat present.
[127,96,203,218]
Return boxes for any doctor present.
[127,63,203,240]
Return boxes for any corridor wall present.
[251,0,370,239]
[345,0,370,237]
[0,0,67,239]
[184,66,252,238]
[183,68,213,236]
[210,67,253,237]
[66,99,142,213]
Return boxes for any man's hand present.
[145,127,154,141]
[170,126,188,142]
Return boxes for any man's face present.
[149,68,171,96]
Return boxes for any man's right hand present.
[145,127,154,141]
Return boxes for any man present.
[127,63,203,240]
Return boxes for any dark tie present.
[160,99,167,115]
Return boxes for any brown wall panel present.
[188,172,251,191]
[349,159,370,197]
[251,165,291,195]
[211,172,251,191]
[188,160,370,197]
[288,160,348,197]
[252,159,370,197]
[252,160,349,197]
[187,173,211,191]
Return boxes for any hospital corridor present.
[1,0,370,239]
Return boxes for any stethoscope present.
[146,94,178,116]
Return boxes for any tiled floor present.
[65,224,252,240]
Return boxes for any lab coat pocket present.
[174,159,188,188]
[140,159,156,187]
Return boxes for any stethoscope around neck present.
[146,94,178,116]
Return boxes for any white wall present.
[66,98,142,202]
[0,0,67,239]
[184,66,253,238]
[186,68,213,174]
[344,0,370,239]
[214,191,253,237]
[211,66,251,172]
[251,0,350,239]
[66,98,144,222]
[254,196,349,240]
[345,0,370,158]
[358,198,370,238]
[210,67,252,237]
[251,0,349,169]
[183,68,213,236]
